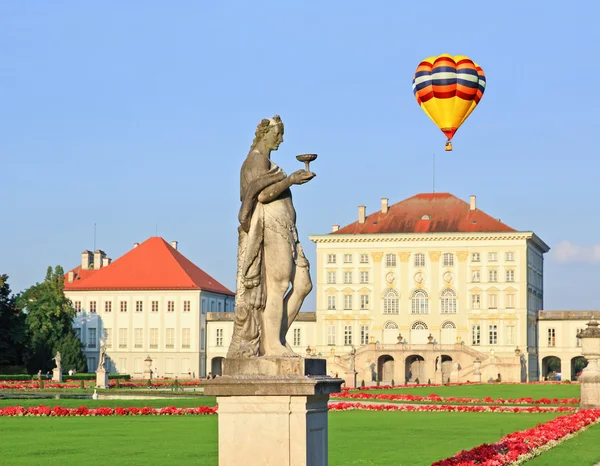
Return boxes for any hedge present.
[0,374,131,381]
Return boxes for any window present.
[385,254,397,267]
[440,289,457,314]
[489,325,498,345]
[577,328,584,347]
[344,294,353,310]
[472,253,480,262]
[89,301,97,313]
[443,253,454,267]
[360,294,369,310]
[411,321,427,330]
[343,254,352,263]
[383,289,399,314]
[414,253,425,267]
[488,252,498,262]
[182,328,191,349]
[152,300,159,312]
[360,254,369,264]
[360,271,369,284]
[201,330,205,350]
[136,301,143,313]
[327,254,337,264]
[360,326,369,345]
[120,301,127,313]
[293,328,301,346]
[328,325,336,345]
[327,295,336,310]
[218,302,222,312]
[105,328,112,348]
[88,358,97,371]
[88,328,97,348]
[167,301,175,312]
[488,293,498,309]
[472,325,481,345]
[506,325,515,345]
[166,328,175,348]
[201,300,206,314]
[134,328,143,348]
[506,251,515,261]
[411,290,429,314]
[506,293,515,308]
[216,328,223,347]
[344,325,353,345]
[183,301,191,312]
[472,270,480,282]
[150,328,158,349]
[343,272,352,284]
[211,302,215,312]
[327,271,336,284]
[548,328,556,347]
[506,270,515,282]
[74,301,82,312]
[119,328,127,348]
[104,301,112,313]
[489,270,498,282]
[472,293,481,309]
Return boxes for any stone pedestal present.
[143,355,153,380]
[96,369,109,389]
[205,358,342,466]
[579,321,600,409]
[52,368,62,383]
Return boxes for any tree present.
[18,266,86,373]
[56,332,87,373]
[0,274,27,370]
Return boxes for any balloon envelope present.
[412,54,486,143]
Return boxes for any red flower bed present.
[0,378,205,390]
[0,405,217,417]
[328,402,574,414]
[332,392,580,405]
[432,409,600,465]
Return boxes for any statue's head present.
[252,115,284,151]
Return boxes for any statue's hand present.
[289,169,316,185]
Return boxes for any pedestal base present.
[96,369,109,389]
[52,368,62,383]
[205,358,342,466]
[580,371,600,409]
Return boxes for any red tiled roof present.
[64,237,234,295]
[333,193,516,235]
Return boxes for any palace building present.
[64,237,234,378]
[309,193,550,383]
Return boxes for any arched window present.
[383,288,399,315]
[441,321,456,329]
[411,321,428,330]
[384,321,399,330]
[411,290,429,314]
[440,288,457,314]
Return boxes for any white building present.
[64,237,234,378]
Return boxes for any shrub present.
[428,378,431,385]
[361,380,365,388]
[391,379,395,387]
[80,380,85,389]
[39,380,44,389]
[146,379,152,387]
[63,374,131,381]
[0,374,31,381]
[174,378,180,391]
[115,379,121,389]
[415,378,420,384]
[563,379,571,384]
[376,380,380,386]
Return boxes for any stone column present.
[205,358,342,466]
[428,252,441,316]
[579,321,600,409]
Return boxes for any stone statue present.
[227,115,315,358]
[53,351,61,370]
[97,345,106,371]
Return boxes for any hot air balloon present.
[412,54,486,151]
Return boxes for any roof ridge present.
[155,238,198,288]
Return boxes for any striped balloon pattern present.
[412,54,486,145]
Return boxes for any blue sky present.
[1,2,597,310]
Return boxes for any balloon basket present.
[445,141,453,152]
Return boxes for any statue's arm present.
[257,176,294,203]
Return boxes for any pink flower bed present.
[333,392,580,405]
[328,402,574,414]
[432,409,600,465]
[0,405,217,417]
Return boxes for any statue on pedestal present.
[228,115,316,358]
[53,351,62,371]
[97,345,106,371]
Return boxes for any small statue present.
[97,345,106,371]
[53,351,61,370]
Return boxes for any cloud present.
[552,240,600,263]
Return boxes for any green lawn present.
[0,411,559,465]
[526,422,600,465]
[0,397,216,409]
[352,383,580,401]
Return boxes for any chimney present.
[171,240,178,250]
[358,205,366,224]
[102,257,111,267]
[67,271,74,283]
[469,195,476,211]
[381,198,389,214]
[133,242,139,248]
[81,250,93,270]
[93,250,106,270]
[332,224,339,232]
